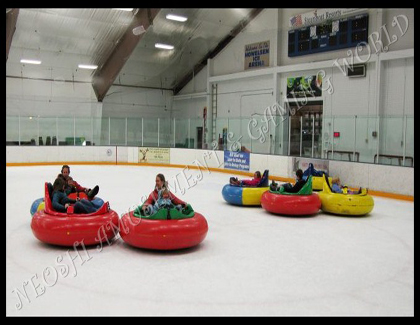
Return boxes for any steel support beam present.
[92,8,160,102]
[173,8,263,95]
[6,9,19,63]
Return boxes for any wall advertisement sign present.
[244,41,270,70]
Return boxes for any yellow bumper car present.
[318,174,374,216]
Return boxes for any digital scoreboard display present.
[288,14,368,57]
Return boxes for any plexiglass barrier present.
[6,115,414,167]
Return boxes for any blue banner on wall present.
[224,151,250,171]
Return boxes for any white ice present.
[6,165,414,316]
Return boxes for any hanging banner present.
[287,73,323,98]
[289,8,363,29]
[224,150,250,171]
[138,147,170,164]
[244,41,270,70]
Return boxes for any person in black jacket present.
[57,165,99,199]
[270,169,306,194]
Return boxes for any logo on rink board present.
[224,150,250,171]
[138,147,170,164]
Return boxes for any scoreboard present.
[288,14,369,57]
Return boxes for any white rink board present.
[6,146,414,196]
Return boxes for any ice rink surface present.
[6,165,414,316]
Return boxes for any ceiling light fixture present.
[132,25,146,35]
[20,59,41,65]
[166,14,188,22]
[114,8,133,12]
[155,43,174,50]
[78,64,98,70]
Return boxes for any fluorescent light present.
[78,64,98,70]
[114,8,133,11]
[132,25,146,35]
[20,59,41,65]
[166,14,188,22]
[155,43,174,50]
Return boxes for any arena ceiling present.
[6,8,263,101]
